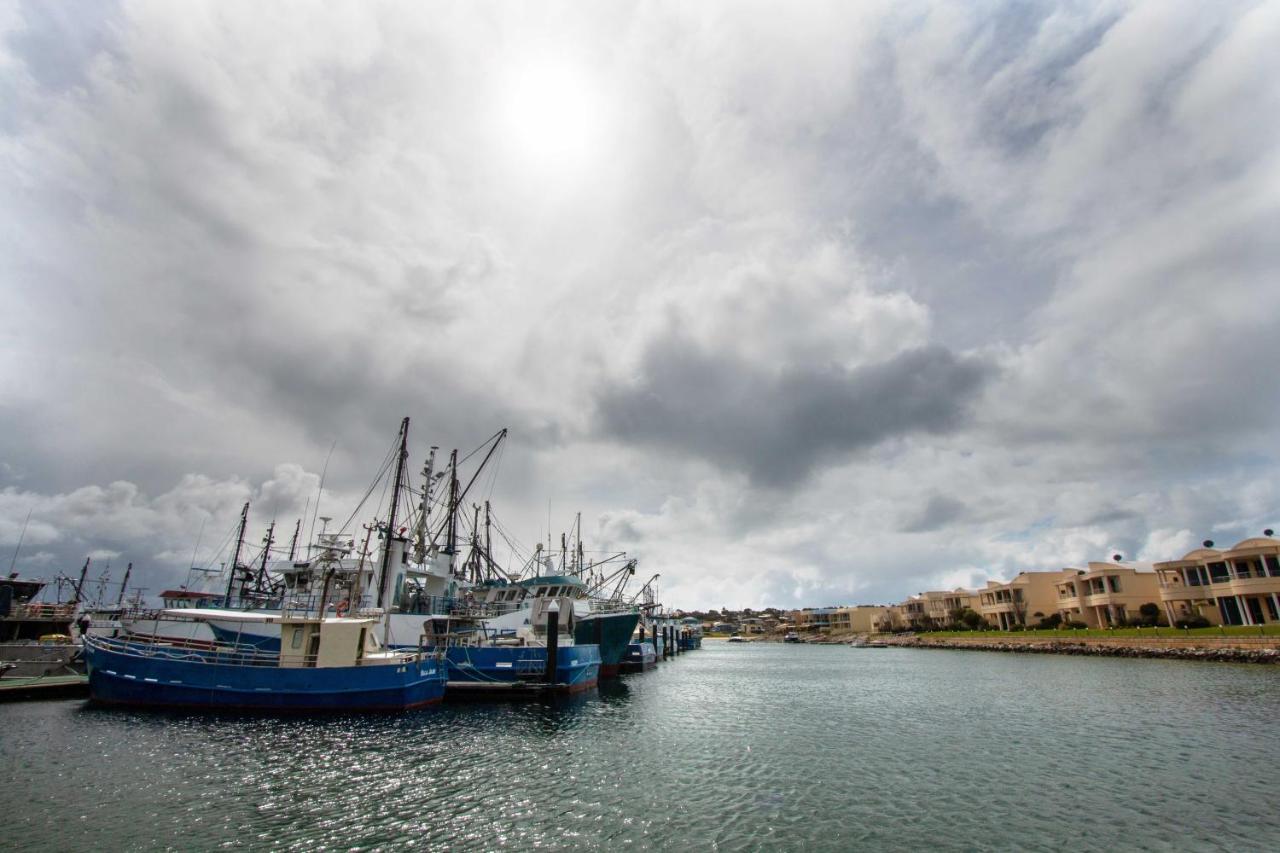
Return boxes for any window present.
[1107,576,1121,593]
[1266,556,1280,577]
[1208,562,1231,583]
[291,627,304,649]
[1234,560,1253,579]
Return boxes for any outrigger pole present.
[375,417,410,610]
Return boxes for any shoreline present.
[877,635,1280,664]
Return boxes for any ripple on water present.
[3,646,1280,850]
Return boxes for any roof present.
[162,608,375,626]
[1228,537,1279,551]
[519,575,585,588]
[160,590,221,600]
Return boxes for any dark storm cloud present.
[900,494,970,533]
[597,333,996,486]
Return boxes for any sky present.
[2,1,1278,610]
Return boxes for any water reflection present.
[7,645,1280,851]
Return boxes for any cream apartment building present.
[978,571,1077,630]
[1053,563,1162,627]
[1155,537,1280,626]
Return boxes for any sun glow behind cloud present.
[493,55,613,182]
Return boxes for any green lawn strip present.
[913,625,1280,640]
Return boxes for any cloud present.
[598,334,995,485]
[1,1,1277,607]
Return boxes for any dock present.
[0,673,89,702]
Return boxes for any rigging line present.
[481,440,505,502]
[336,436,399,534]
[7,507,31,574]
[455,428,505,467]
[307,440,338,552]
[187,517,206,570]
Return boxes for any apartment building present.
[1155,537,1280,626]
[1053,563,1162,627]
[923,589,979,624]
[978,571,1076,630]
[844,605,889,634]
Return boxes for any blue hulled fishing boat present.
[620,641,656,673]
[83,612,445,712]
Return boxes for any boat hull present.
[444,644,600,694]
[573,610,640,679]
[619,642,656,673]
[83,639,445,712]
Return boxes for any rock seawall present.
[883,637,1280,664]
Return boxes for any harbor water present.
[4,643,1279,850]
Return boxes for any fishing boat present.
[619,641,656,673]
[1,574,82,679]
[428,578,601,694]
[83,611,445,712]
[678,617,703,650]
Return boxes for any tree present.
[959,608,982,630]
[1138,602,1163,627]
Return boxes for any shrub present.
[1138,603,1164,627]
[1035,613,1063,630]
[1065,621,1088,630]
[1175,616,1212,629]
[1006,623,1025,632]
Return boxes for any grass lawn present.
[908,625,1280,640]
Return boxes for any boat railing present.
[86,634,427,668]
[11,603,76,620]
[391,594,458,616]
[587,599,639,615]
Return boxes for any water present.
[3,644,1279,851]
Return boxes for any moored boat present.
[573,602,640,678]
[620,641,656,673]
[83,612,445,712]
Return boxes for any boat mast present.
[413,446,438,564]
[484,501,493,577]
[575,512,582,577]
[71,557,90,607]
[223,501,250,606]
[443,449,459,563]
[115,562,133,608]
[375,417,410,610]
[256,521,276,594]
[287,518,301,562]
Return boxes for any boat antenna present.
[375,417,410,610]
[223,501,250,606]
[7,507,31,575]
